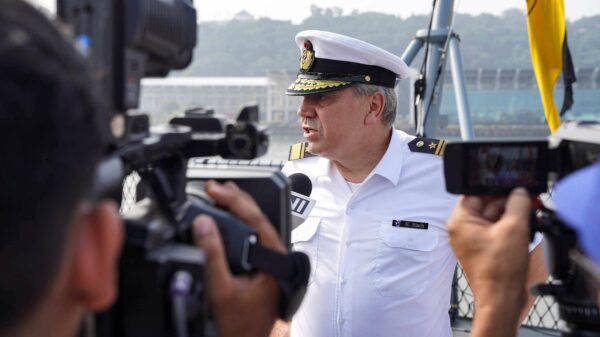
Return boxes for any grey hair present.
[351,83,397,126]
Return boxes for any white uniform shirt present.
[282,129,459,337]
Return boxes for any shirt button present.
[346,241,352,247]
[339,318,345,325]
[341,278,347,285]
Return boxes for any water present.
[263,134,303,162]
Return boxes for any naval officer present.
[272,30,547,337]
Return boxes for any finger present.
[501,188,532,233]
[461,195,485,215]
[481,197,508,222]
[192,215,235,302]
[502,188,532,224]
[447,195,484,236]
[205,180,285,252]
[447,194,498,238]
[206,180,269,229]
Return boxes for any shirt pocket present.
[291,217,320,285]
[373,221,439,298]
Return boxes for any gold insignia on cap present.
[299,40,315,71]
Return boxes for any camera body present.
[59,1,308,336]
[443,120,600,334]
[172,105,269,160]
[444,120,600,195]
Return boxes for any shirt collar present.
[367,129,406,186]
[309,129,407,184]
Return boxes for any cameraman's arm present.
[193,180,285,337]
[519,245,548,324]
[447,188,532,337]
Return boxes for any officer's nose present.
[297,96,316,119]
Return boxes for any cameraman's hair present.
[351,83,398,126]
[0,0,105,332]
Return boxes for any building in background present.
[140,71,411,125]
[439,67,600,125]
[265,70,302,123]
[140,77,269,124]
[139,68,600,132]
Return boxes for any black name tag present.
[392,220,428,230]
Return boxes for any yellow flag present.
[526,0,575,132]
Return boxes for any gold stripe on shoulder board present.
[435,139,447,156]
[288,142,315,161]
[408,137,448,157]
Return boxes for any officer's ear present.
[67,200,123,311]
[364,91,385,125]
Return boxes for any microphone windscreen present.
[289,173,312,197]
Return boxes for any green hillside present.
[176,7,600,76]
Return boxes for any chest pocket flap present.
[381,223,438,251]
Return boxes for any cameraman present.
[0,1,282,337]
[447,160,600,337]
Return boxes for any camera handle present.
[138,152,309,320]
[177,200,310,320]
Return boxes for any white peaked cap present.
[287,30,410,95]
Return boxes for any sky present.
[27,0,600,23]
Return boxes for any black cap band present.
[302,57,397,88]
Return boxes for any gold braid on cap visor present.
[288,78,351,91]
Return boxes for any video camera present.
[57,1,309,337]
[443,120,600,335]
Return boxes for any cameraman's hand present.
[193,180,285,337]
[447,188,531,337]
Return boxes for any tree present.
[174,9,600,77]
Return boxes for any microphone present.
[290,173,312,196]
[289,173,316,230]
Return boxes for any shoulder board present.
[408,137,448,157]
[288,142,316,161]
